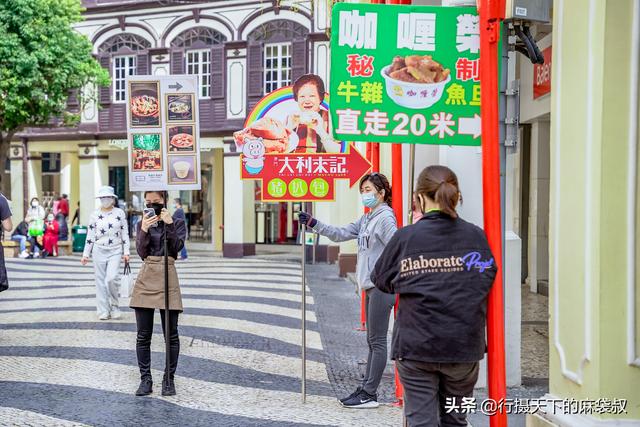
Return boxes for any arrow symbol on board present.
[168,82,183,91]
[458,114,481,139]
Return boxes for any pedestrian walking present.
[80,186,131,321]
[129,190,186,397]
[0,186,13,292]
[172,198,188,260]
[298,172,397,409]
[372,165,497,427]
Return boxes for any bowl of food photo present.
[381,55,451,109]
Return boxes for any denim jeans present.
[11,235,27,252]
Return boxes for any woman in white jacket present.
[299,172,398,409]
[81,186,130,320]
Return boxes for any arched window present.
[170,27,226,49]
[97,33,152,103]
[98,33,151,54]
[246,20,309,98]
[170,27,227,99]
[247,20,308,44]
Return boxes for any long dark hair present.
[415,165,461,218]
[143,191,168,204]
[360,172,392,207]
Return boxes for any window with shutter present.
[291,38,308,82]
[136,53,149,75]
[247,43,264,98]
[170,27,227,99]
[113,55,136,103]
[210,45,225,100]
[171,51,184,74]
[99,56,111,104]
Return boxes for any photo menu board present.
[126,75,202,191]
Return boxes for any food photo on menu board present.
[129,81,160,127]
[166,93,194,122]
[167,125,195,153]
[132,133,162,171]
[168,155,197,184]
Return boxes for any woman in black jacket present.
[129,190,186,397]
[371,165,496,427]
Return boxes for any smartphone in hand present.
[143,207,158,227]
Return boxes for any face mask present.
[148,203,164,216]
[100,198,114,208]
[172,204,177,210]
[31,201,39,208]
[361,192,379,208]
[47,215,54,221]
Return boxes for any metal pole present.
[406,145,416,226]
[300,222,307,403]
[163,194,170,388]
[478,1,508,425]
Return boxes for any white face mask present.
[47,215,54,221]
[31,201,39,208]
[100,198,114,208]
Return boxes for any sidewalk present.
[306,262,549,427]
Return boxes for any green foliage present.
[0,0,110,137]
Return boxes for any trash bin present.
[72,225,88,253]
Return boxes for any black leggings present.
[134,308,180,381]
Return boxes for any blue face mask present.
[361,192,379,208]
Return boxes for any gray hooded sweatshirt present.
[311,204,398,290]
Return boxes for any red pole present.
[478,1,507,426]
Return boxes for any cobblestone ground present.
[0,255,403,426]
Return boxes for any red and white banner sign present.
[533,46,552,99]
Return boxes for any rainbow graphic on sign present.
[244,86,348,153]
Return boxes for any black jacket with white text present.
[371,211,496,363]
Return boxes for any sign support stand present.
[163,194,171,391]
[301,223,307,403]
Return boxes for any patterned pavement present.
[0,255,402,426]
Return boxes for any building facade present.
[10,0,331,253]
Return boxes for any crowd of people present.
[0,167,496,426]
[10,194,71,258]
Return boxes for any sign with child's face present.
[235,74,371,202]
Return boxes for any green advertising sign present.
[330,3,482,146]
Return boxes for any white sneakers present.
[98,313,110,320]
[111,308,122,320]
[18,250,29,259]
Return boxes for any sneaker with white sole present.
[339,386,362,404]
[18,250,29,259]
[341,389,379,409]
[111,308,122,319]
[98,313,110,320]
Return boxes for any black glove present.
[298,212,317,227]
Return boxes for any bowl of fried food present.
[381,55,451,109]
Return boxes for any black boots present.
[135,376,176,397]
[162,375,176,396]
[135,378,153,396]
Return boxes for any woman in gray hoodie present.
[299,172,398,409]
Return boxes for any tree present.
[0,0,109,193]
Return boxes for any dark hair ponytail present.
[415,165,461,218]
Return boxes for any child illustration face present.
[296,83,321,112]
[243,139,265,158]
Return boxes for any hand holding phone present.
[141,208,159,232]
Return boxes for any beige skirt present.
[129,256,183,312]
